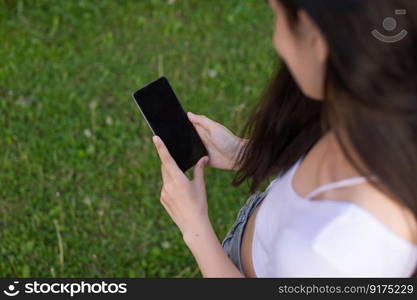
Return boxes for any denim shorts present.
[220,189,269,274]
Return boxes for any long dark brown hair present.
[231,0,417,275]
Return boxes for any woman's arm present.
[151,135,245,277]
[183,218,245,278]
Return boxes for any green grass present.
[0,0,276,277]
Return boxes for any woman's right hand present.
[187,112,247,171]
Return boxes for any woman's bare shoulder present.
[295,130,417,245]
[321,133,417,245]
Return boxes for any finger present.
[161,162,171,183]
[160,187,165,203]
[187,112,214,130]
[160,185,167,202]
[193,123,211,142]
[152,135,187,180]
[160,186,172,207]
[158,145,172,183]
[193,155,209,187]
[160,191,172,212]
[188,113,212,143]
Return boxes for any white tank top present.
[251,157,417,277]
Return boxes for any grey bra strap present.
[304,175,377,200]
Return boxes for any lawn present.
[0,0,276,277]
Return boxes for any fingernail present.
[187,112,193,117]
[152,136,159,144]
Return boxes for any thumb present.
[188,112,211,140]
[193,156,209,186]
[187,112,212,130]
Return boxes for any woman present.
[151,0,417,277]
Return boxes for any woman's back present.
[241,130,417,277]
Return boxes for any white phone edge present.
[132,93,157,136]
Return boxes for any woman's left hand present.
[152,135,211,238]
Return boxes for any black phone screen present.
[133,76,208,172]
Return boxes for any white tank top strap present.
[304,176,369,200]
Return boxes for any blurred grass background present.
[0,0,276,277]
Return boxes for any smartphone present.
[132,76,208,173]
